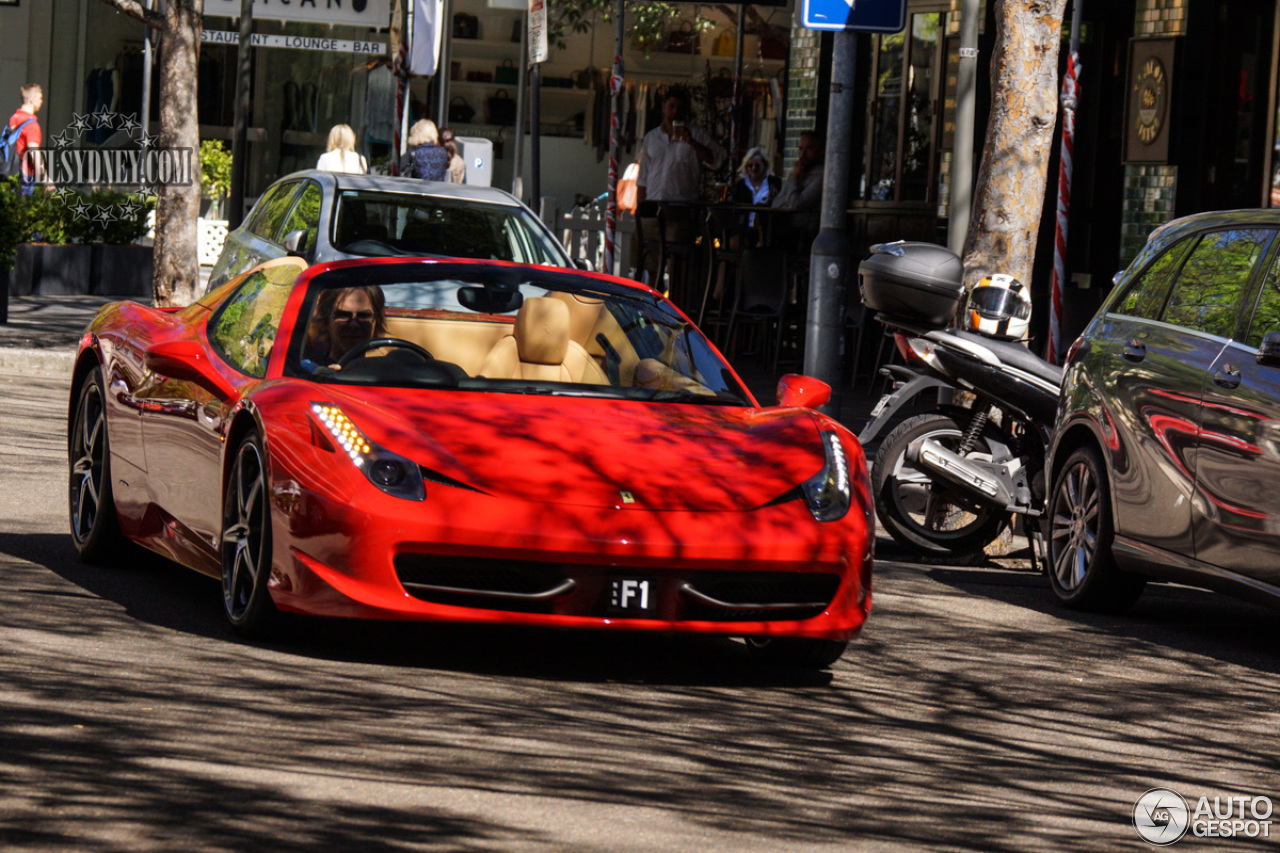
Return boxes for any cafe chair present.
[697,207,747,346]
[725,247,789,373]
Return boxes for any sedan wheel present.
[222,432,278,636]
[1047,446,1145,611]
[68,367,124,562]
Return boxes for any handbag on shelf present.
[448,96,476,124]
[714,28,736,58]
[487,89,517,126]
[452,12,479,39]
[759,28,787,60]
[667,21,700,54]
[495,59,519,85]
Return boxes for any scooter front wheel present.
[872,413,1010,556]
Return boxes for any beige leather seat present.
[477,296,609,384]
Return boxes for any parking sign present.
[801,0,906,32]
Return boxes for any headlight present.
[310,403,425,501]
[801,430,851,522]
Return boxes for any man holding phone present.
[635,90,722,206]
[633,90,723,290]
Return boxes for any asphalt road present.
[1,368,1277,852]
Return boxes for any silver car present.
[204,171,576,294]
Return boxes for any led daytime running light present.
[312,403,373,465]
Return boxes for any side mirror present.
[144,340,238,399]
[1112,270,1125,287]
[776,373,831,409]
[283,229,310,259]
[1258,330,1280,367]
[571,257,595,272]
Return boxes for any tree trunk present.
[95,0,201,307]
[150,0,203,307]
[961,0,1068,292]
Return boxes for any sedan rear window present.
[332,191,566,266]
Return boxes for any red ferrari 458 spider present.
[68,256,873,667]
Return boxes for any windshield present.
[286,263,751,405]
[332,190,568,266]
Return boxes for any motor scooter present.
[855,242,1063,558]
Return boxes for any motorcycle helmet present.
[967,274,1031,341]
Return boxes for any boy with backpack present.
[3,84,44,193]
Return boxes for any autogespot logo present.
[1134,788,1190,845]
[1134,788,1275,844]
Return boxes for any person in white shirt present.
[633,90,723,288]
[316,124,368,175]
[636,91,723,205]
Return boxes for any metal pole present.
[804,31,856,415]
[947,0,979,254]
[400,2,415,161]
[530,41,541,204]
[604,0,624,275]
[1047,0,1083,364]
[437,0,453,128]
[228,0,254,229]
[512,20,527,196]
[731,5,744,174]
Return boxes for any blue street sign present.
[801,0,906,32]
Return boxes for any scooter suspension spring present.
[956,407,990,455]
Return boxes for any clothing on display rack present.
[364,60,397,147]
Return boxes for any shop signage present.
[1124,37,1175,164]
[206,0,390,28]
[202,30,387,53]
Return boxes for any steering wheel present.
[337,337,434,368]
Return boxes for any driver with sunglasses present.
[302,285,388,372]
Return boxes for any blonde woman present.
[398,118,449,182]
[316,124,368,174]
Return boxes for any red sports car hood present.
[325,389,829,511]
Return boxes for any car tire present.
[221,431,279,637]
[745,637,848,669]
[872,413,1010,556]
[1047,445,1146,612]
[68,367,126,563]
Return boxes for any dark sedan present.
[1047,208,1280,612]
[204,171,575,295]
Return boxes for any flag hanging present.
[410,0,446,76]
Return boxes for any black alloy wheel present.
[1047,445,1145,611]
[221,431,278,636]
[872,413,1010,556]
[68,367,124,562]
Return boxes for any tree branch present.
[96,0,164,28]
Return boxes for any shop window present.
[864,7,946,204]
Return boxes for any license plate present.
[608,578,654,615]
[870,393,892,419]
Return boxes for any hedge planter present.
[90,245,153,296]
[10,244,92,296]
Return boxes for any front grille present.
[394,554,842,622]
[680,572,840,622]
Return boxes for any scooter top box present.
[858,241,964,327]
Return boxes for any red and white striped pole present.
[1048,3,1082,364]
[604,0,624,276]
